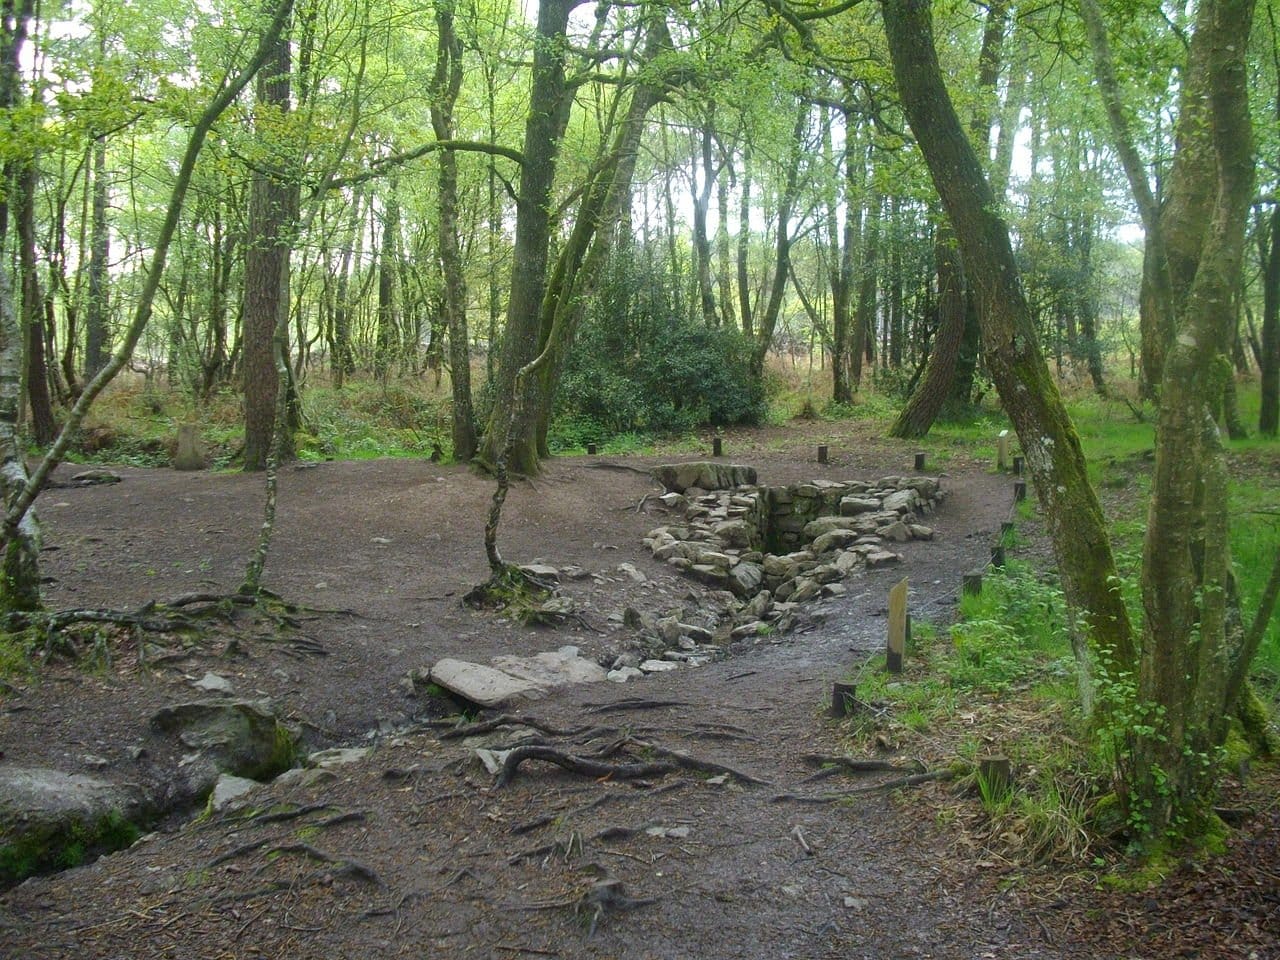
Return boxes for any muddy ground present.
[0,423,1275,959]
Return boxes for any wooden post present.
[712,436,723,457]
[996,429,1010,471]
[1013,479,1027,502]
[1012,455,1024,476]
[914,451,926,472]
[978,755,1013,800]
[817,444,828,464]
[991,544,1005,567]
[962,570,983,596]
[830,682,858,718]
[886,578,907,673]
[587,442,597,455]
[1000,520,1015,540]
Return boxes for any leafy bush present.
[553,251,767,443]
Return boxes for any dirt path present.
[0,431,1078,958]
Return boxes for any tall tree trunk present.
[243,19,295,472]
[751,104,807,376]
[330,187,362,386]
[880,0,1137,677]
[691,114,718,326]
[16,162,56,446]
[433,0,476,461]
[1260,202,1279,436]
[373,182,399,381]
[851,191,881,386]
[716,149,735,330]
[476,0,576,475]
[0,0,41,611]
[737,148,754,337]
[889,225,965,438]
[1133,0,1257,836]
[84,134,110,380]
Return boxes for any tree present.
[878,0,1136,681]
[0,0,295,614]
[243,11,296,472]
[431,0,477,461]
[1082,0,1268,836]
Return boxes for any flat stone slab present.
[491,646,608,688]
[429,658,545,707]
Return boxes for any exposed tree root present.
[770,769,956,804]
[495,745,676,789]
[255,843,382,885]
[798,755,923,783]
[628,740,771,786]
[584,698,688,714]
[493,736,768,789]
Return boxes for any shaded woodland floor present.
[0,421,1276,958]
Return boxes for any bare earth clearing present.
[0,423,1274,959]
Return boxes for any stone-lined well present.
[644,464,944,631]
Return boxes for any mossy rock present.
[0,767,145,887]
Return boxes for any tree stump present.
[830,682,858,718]
[978,755,1013,800]
[173,423,205,471]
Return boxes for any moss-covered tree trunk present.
[880,0,1137,674]
[1131,0,1257,837]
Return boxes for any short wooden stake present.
[991,544,1005,567]
[978,755,1013,799]
[1013,479,1027,502]
[712,436,723,457]
[914,451,927,472]
[817,444,829,464]
[1000,520,1015,540]
[887,578,908,673]
[830,682,858,718]
[996,429,1011,471]
[587,442,597,455]
[962,571,984,596]
[1012,455,1024,476]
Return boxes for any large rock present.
[653,462,758,493]
[727,561,764,598]
[491,646,608,688]
[882,489,919,514]
[151,699,298,784]
[802,516,863,540]
[0,766,146,885]
[429,659,545,708]
[839,496,881,516]
[811,529,862,555]
[713,518,756,549]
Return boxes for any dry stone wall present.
[645,464,944,636]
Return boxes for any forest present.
[0,0,1279,955]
